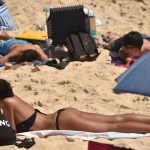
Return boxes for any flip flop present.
[45,57,70,69]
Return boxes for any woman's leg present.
[65,108,150,124]
[79,110,150,124]
[58,108,150,133]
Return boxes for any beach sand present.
[1,0,150,149]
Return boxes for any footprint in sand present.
[141,6,147,11]
[33,101,44,107]
[112,0,117,3]
[33,90,38,95]
[83,88,89,94]
[73,96,77,101]
[40,79,47,84]
[142,96,149,101]
[57,80,71,85]
[70,87,76,93]
[135,0,145,3]
[30,78,39,84]
[15,73,20,78]
[102,98,114,103]
[24,85,32,91]
[119,105,132,110]
[13,79,20,82]
[37,101,43,107]
[42,88,50,92]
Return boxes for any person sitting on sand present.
[0,79,150,133]
[0,31,48,64]
[107,31,150,67]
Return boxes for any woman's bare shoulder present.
[3,95,20,105]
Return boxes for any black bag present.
[0,113,16,146]
[65,32,99,61]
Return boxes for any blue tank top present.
[0,39,29,56]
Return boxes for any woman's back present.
[2,96,35,124]
[1,95,56,132]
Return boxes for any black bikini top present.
[16,109,42,133]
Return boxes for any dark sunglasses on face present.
[123,46,138,49]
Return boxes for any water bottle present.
[84,6,96,37]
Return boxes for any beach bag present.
[65,32,99,61]
[0,113,16,146]
[88,141,133,150]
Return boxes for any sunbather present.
[0,79,150,133]
[0,31,48,64]
[107,31,150,67]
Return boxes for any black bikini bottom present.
[16,108,66,132]
[55,108,65,130]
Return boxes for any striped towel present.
[0,3,16,30]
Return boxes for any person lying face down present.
[0,31,48,64]
[108,31,150,67]
[118,31,143,66]
[0,79,150,133]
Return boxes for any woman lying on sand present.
[0,79,150,133]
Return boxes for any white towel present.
[17,130,150,140]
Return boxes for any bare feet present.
[4,63,12,70]
[0,31,14,40]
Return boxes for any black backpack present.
[0,113,16,146]
[65,32,99,61]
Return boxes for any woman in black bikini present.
[0,79,150,133]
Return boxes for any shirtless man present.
[0,31,48,64]
[108,31,150,67]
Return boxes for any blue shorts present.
[0,39,29,56]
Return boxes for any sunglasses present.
[123,46,138,49]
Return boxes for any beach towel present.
[15,30,47,41]
[0,2,16,30]
[15,30,47,50]
[17,130,150,140]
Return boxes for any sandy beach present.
[1,0,150,149]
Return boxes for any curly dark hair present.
[0,79,14,100]
[123,31,143,49]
